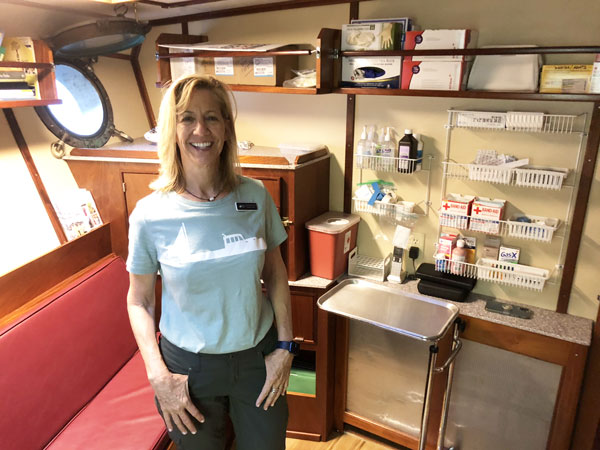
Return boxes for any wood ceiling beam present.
[138,0,226,7]
[149,0,372,25]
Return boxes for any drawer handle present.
[293,337,304,342]
[281,217,293,227]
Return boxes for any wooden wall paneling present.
[32,40,58,101]
[316,28,341,92]
[0,224,112,325]
[343,95,355,214]
[148,0,375,26]
[460,315,572,366]
[557,101,600,313]
[3,109,67,244]
[333,315,349,432]
[572,306,600,450]
[547,342,589,450]
[131,44,157,129]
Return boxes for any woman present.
[126,74,296,450]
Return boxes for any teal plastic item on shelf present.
[287,368,316,395]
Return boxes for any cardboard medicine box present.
[403,29,476,61]
[539,64,593,93]
[401,60,466,90]
[341,56,402,88]
[440,193,475,229]
[195,54,298,86]
[342,22,399,51]
[469,197,506,234]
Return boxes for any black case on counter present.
[415,263,477,291]
[417,279,470,302]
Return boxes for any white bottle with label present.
[356,125,369,168]
[451,239,467,275]
[380,127,396,171]
[368,126,379,169]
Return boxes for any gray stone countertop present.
[292,274,593,346]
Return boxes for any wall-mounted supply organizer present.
[434,257,550,291]
[436,109,587,290]
[442,162,569,190]
[439,212,560,242]
[353,154,434,223]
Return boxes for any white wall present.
[0,0,598,319]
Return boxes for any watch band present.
[276,340,300,355]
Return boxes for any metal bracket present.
[50,139,66,159]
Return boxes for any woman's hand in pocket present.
[151,372,205,434]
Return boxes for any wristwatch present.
[276,340,300,355]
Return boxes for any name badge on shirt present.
[235,202,258,211]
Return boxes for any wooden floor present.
[286,431,401,450]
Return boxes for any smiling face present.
[176,88,227,173]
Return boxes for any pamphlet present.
[53,189,103,241]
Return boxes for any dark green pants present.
[158,327,288,450]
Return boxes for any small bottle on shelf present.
[451,238,467,275]
[380,127,396,171]
[356,125,369,168]
[398,129,418,173]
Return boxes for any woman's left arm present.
[256,245,295,410]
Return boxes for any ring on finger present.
[271,387,278,394]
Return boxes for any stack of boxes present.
[341,18,413,88]
[401,30,475,91]
[341,21,476,91]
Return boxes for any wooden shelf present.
[0,40,59,109]
[0,98,61,108]
[334,87,600,102]
[155,28,340,92]
[160,49,314,59]
[340,45,600,57]
[226,85,319,94]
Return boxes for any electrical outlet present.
[407,232,425,257]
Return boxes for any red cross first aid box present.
[469,197,506,234]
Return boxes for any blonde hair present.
[150,74,240,193]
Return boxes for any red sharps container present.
[305,211,360,280]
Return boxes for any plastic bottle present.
[451,239,467,275]
[380,127,395,171]
[413,132,424,172]
[356,125,369,168]
[397,129,418,173]
[365,126,378,169]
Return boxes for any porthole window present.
[35,58,115,149]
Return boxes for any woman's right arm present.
[127,273,205,435]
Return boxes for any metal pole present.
[437,321,462,450]
[419,344,439,450]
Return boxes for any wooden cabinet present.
[241,158,330,281]
[286,284,336,441]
